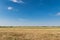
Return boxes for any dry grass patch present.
[0,28,60,40]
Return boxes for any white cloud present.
[11,0,18,3]
[56,12,60,16]
[8,7,13,10]
[10,0,24,3]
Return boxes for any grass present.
[0,26,60,40]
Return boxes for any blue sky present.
[0,0,60,26]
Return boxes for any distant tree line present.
[0,26,60,28]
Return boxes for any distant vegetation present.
[0,26,60,28]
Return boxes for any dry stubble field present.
[0,28,60,40]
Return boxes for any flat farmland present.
[0,27,60,40]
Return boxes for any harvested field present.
[0,28,60,40]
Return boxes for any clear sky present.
[0,0,60,26]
